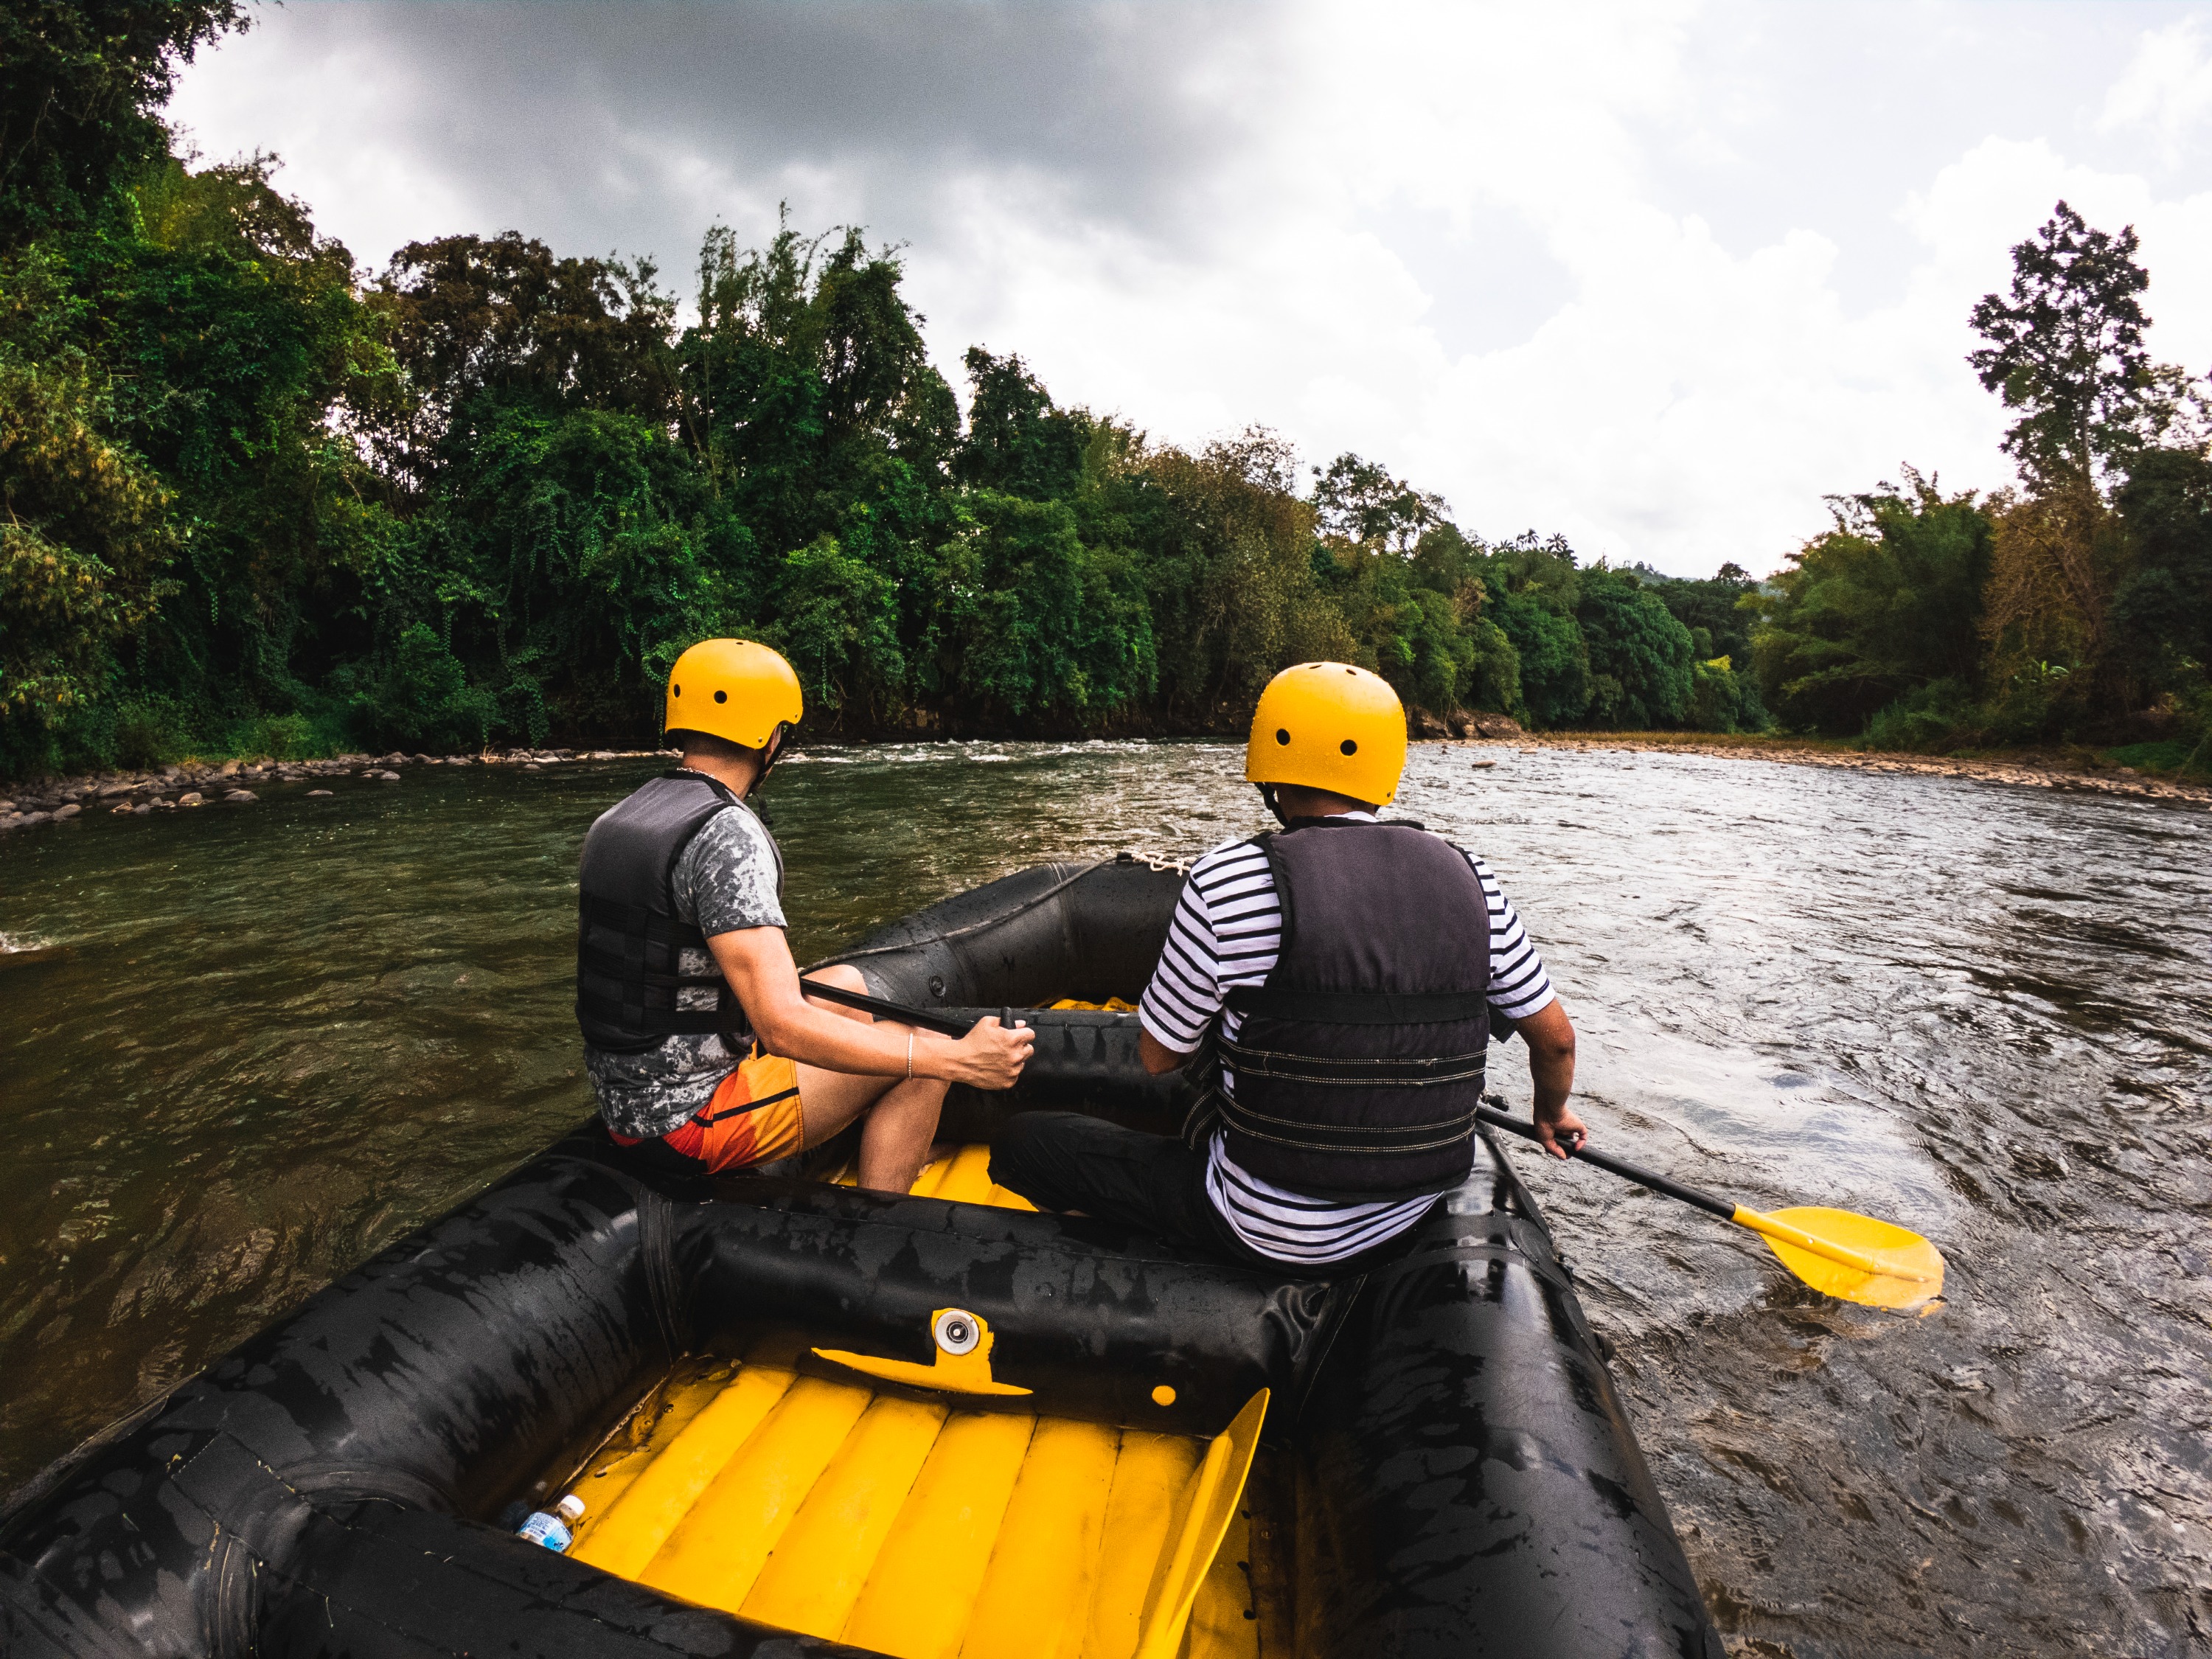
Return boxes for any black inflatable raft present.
[0,857,1722,1659]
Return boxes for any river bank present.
[0,746,667,832]
[4,728,2205,836]
[1466,729,2212,807]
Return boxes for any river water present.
[1,742,2206,1655]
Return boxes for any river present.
[1,742,2206,1656]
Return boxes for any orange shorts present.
[614,1050,807,1173]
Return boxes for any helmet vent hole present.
[671,685,681,697]
[1340,740,1357,756]
[714,689,728,703]
[1275,728,1290,745]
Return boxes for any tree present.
[0,0,245,247]
[1636,560,1759,665]
[1748,474,1993,737]
[956,348,1083,500]
[370,232,676,488]
[0,153,392,733]
[2112,448,2212,700]
[1961,202,2212,728]
[1479,533,1588,727]
[773,533,906,723]
[1133,428,1351,723]
[1311,453,1446,553]
[403,401,742,742]
[0,358,174,769]
[933,490,1153,720]
[1966,202,2180,493]
[1574,566,1694,728]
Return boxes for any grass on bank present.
[1508,728,2211,780]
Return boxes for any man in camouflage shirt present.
[577,640,1032,1189]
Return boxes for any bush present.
[1688,657,1767,734]
[110,694,194,765]
[2104,736,2209,779]
[337,622,496,752]
[1863,678,1978,750]
[245,711,319,761]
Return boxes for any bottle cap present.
[556,1494,586,1523]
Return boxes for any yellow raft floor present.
[556,1141,1287,1658]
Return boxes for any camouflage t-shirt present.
[583,797,787,1138]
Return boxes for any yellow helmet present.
[1245,661,1407,806]
[664,639,803,750]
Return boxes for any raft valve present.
[933,1309,982,1354]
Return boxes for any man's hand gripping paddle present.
[1475,1099,1945,1310]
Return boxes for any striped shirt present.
[1138,813,1557,1265]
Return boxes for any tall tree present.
[956,348,1082,499]
[2112,448,2212,703]
[1574,566,1694,729]
[369,233,676,489]
[1966,201,2178,494]
[0,0,245,247]
[1966,202,2207,720]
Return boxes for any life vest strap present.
[1214,1034,1489,1085]
[1214,1090,1481,1154]
[1223,985,1489,1025]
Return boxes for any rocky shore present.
[0,748,667,835]
[4,727,2203,838]
[1461,731,2212,807]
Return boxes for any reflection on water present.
[1,742,2208,1655]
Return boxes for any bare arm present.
[1138,1029,1189,1076]
[709,927,1032,1088]
[1510,996,1585,1158]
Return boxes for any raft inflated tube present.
[0,855,1722,1659]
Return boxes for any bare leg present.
[794,964,949,1193]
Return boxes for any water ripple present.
[1,743,2206,1655]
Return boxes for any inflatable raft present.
[0,857,1722,1659]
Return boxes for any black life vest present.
[574,771,783,1054]
[1214,818,1492,1197]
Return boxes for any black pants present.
[989,1111,1281,1267]
[990,1110,1436,1275]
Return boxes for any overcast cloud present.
[171,0,2212,574]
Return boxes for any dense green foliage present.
[1,0,244,248]
[0,112,1767,776]
[1749,474,1994,739]
[4,10,2203,777]
[1751,203,2211,767]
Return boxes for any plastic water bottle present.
[515,1492,586,1552]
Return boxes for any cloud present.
[167,1,2212,576]
[2099,16,2212,164]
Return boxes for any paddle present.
[795,978,1943,1308]
[796,976,1015,1040]
[1474,1099,1945,1310]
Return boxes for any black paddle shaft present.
[796,977,1036,1040]
[1475,1099,1736,1220]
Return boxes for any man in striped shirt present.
[992,662,1583,1271]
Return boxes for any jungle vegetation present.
[1750,203,2212,771]
[1,4,2205,776]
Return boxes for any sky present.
[170,0,2212,576]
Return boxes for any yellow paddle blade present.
[1132,1388,1270,1659]
[1737,1206,1947,1310]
